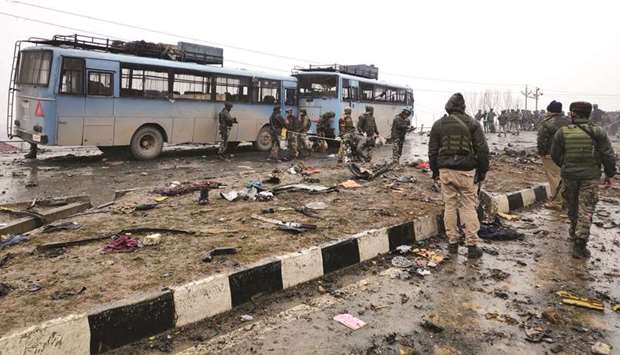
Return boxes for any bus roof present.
[293,71,411,90]
[23,45,296,82]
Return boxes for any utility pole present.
[521,85,533,110]
[531,87,543,111]
[521,85,544,111]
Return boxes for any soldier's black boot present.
[24,143,37,159]
[448,243,458,254]
[198,188,209,205]
[572,239,591,259]
[467,245,483,259]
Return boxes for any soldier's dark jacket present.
[391,114,410,139]
[428,94,489,174]
[537,112,569,156]
[218,109,235,131]
[286,114,302,132]
[269,111,285,132]
[301,114,311,133]
[357,113,379,136]
[551,117,616,180]
[339,113,355,135]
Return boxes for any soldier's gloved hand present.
[474,171,486,184]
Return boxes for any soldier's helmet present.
[344,107,352,114]
[224,102,233,108]
[402,108,412,116]
[273,105,281,111]
[365,106,374,113]
[300,109,307,115]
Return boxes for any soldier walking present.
[218,103,237,159]
[428,93,489,259]
[357,106,379,161]
[268,105,285,161]
[298,109,312,157]
[536,100,569,209]
[285,108,301,159]
[486,108,496,133]
[390,108,413,164]
[337,107,355,163]
[551,101,616,258]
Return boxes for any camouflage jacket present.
[537,112,569,156]
[357,113,379,136]
[391,114,411,138]
[218,109,235,131]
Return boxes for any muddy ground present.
[0,131,618,343]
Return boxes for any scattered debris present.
[592,342,612,355]
[339,180,362,189]
[202,247,239,262]
[395,245,412,254]
[391,256,414,268]
[272,184,336,194]
[27,283,42,292]
[396,175,417,183]
[154,196,168,203]
[42,221,82,233]
[497,212,519,221]
[153,180,221,196]
[0,253,14,268]
[334,313,366,330]
[348,162,392,181]
[197,188,210,205]
[524,326,551,343]
[240,314,254,322]
[0,234,30,250]
[478,220,524,240]
[103,234,140,253]
[416,268,431,277]
[257,191,274,201]
[485,312,518,325]
[557,291,604,312]
[420,319,444,333]
[305,201,328,210]
[220,190,240,202]
[613,304,620,313]
[0,282,12,297]
[251,214,317,233]
[142,234,162,246]
[50,286,86,300]
[134,203,158,211]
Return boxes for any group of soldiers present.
[429,93,617,259]
[475,108,548,136]
[218,103,414,164]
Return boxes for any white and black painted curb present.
[0,183,550,355]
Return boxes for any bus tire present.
[130,125,164,160]
[253,126,272,152]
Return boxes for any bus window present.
[373,85,388,102]
[360,82,374,101]
[215,76,251,103]
[59,58,85,95]
[173,73,212,101]
[252,79,280,105]
[121,66,169,98]
[88,72,113,96]
[17,50,52,87]
[284,88,297,106]
[341,79,359,101]
[297,75,337,98]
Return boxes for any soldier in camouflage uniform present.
[486,108,496,133]
[316,111,335,153]
[337,107,356,163]
[218,103,237,159]
[268,105,285,161]
[390,108,413,164]
[536,100,569,209]
[285,108,301,159]
[590,104,606,125]
[298,109,312,157]
[357,106,379,161]
[551,101,617,258]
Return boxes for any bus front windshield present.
[298,75,337,98]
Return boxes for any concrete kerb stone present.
[0,182,550,354]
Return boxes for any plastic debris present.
[333,313,366,330]
[154,196,168,203]
[557,291,604,312]
[251,214,317,233]
[257,191,274,201]
[339,180,362,189]
[42,221,82,233]
[348,162,391,180]
[220,190,240,202]
[396,175,417,183]
[391,256,414,268]
[143,233,162,246]
[240,314,254,322]
[395,245,412,254]
[0,234,30,250]
[592,342,612,355]
[202,247,239,262]
[305,201,328,210]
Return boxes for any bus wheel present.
[130,126,164,160]
[253,126,272,152]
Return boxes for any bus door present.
[56,57,86,145]
[83,59,118,146]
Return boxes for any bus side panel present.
[371,103,400,138]
[83,59,118,146]
[56,95,85,146]
[192,102,218,144]
[170,101,198,144]
[231,104,271,142]
[113,98,173,145]
[299,98,341,135]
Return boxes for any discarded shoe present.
[572,239,591,259]
[448,243,458,254]
[467,245,483,259]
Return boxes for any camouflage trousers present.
[218,128,230,155]
[287,132,299,159]
[337,133,352,162]
[563,179,599,242]
[391,135,405,163]
[269,130,280,160]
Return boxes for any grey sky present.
[1,0,619,138]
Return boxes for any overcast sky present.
[1,0,619,138]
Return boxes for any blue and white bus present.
[8,36,298,159]
[7,35,414,159]
[294,65,414,138]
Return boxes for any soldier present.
[498,110,508,136]
[338,107,355,163]
[357,106,379,160]
[486,108,497,133]
[24,143,38,159]
[551,101,617,258]
[217,103,237,159]
[428,93,489,259]
[268,105,285,161]
[590,104,606,125]
[390,108,413,164]
[298,109,312,157]
[316,111,335,153]
[285,108,301,159]
[537,100,569,209]
[482,110,489,133]
[474,109,484,126]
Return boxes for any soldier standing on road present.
[357,106,379,161]
[590,104,606,125]
[268,105,285,161]
[218,103,237,159]
[428,93,489,259]
[487,108,497,133]
[298,109,312,157]
[390,108,413,164]
[475,109,484,129]
[551,101,617,258]
[316,111,335,153]
[337,107,355,163]
[285,108,301,159]
[537,100,569,209]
